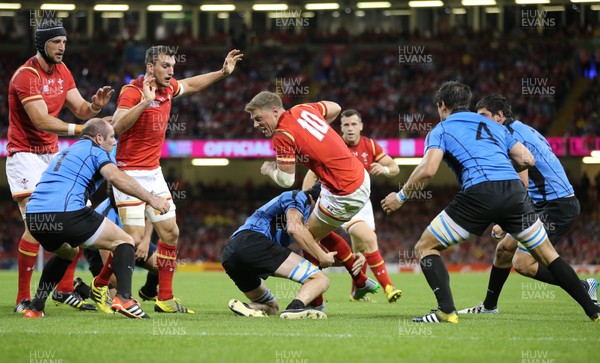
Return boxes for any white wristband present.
[382,166,390,176]
[67,123,77,136]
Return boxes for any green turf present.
[1,270,598,363]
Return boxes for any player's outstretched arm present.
[179,49,243,95]
[381,148,442,214]
[24,100,83,135]
[509,142,535,172]
[100,163,169,214]
[65,86,114,120]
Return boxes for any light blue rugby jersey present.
[94,197,123,228]
[504,119,574,203]
[425,110,521,190]
[231,190,312,248]
[27,138,115,213]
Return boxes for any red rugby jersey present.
[272,102,364,195]
[7,56,75,155]
[116,76,182,170]
[347,136,386,171]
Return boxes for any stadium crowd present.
[0,28,596,140]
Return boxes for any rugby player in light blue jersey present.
[382,81,600,323]
[223,182,361,319]
[23,118,169,319]
[458,94,597,314]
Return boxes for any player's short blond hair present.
[245,91,282,112]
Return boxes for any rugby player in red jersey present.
[8,24,113,313]
[108,46,242,314]
[246,92,380,312]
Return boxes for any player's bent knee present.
[513,252,537,277]
[494,244,515,267]
[308,271,330,292]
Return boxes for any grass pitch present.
[1,270,597,363]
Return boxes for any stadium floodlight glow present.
[484,6,501,13]
[592,4,600,9]
[40,4,76,10]
[303,11,316,17]
[200,4,236,11]
[582,157,600,164]
[162,12,185,19]
[452,7,467,14]
[305,3,339,10]
[93,4,129,12]
[355,9,366,16]
[570,0,600,2]
[191,158,230,166]
[217,12,230,19]
[101,12,124,18]
[252,4,289,11]
[461,0,496,5]
[0,10,15,15]
[384,9,412,15]
[0,3,21,10]
[590,150,600,157]
[394,158,423,166]
[514,0,549,4]
[147,5,183,12]
[542,5,565,11]
[409,1,444,7]
[357,2,392,9]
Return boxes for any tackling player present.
[23,118,169,319]
[223,183,331,319]
[7,24,113,313]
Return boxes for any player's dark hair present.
[475,94,513,119]
[145,45,177,65]
[305,181,322,202]
[434,81,471,111]
[341,109,362,121]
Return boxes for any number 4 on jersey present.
[476,122,498,145]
